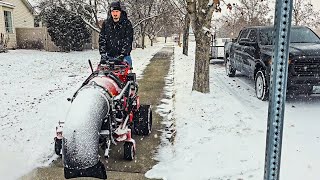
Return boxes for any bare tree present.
[146,21,164,46]
[186,0,218,93]
[217,0,271,38]
[144,0,169,46]
[39,0,111,32]
[293,0,320,28]
[182,14,190,55]
[125,0,158,49]
[170,0,190,55]
[187,0,268,92]
[153,3,182,45]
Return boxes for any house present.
[0,0,35,48]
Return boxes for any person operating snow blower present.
[53,3,154,180]
[99,1,134,67]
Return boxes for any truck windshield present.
[259,27,320,45]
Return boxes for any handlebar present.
[99,59,129,71]
[100,57,124,64]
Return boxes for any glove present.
[117,54,125,61]
[100,54,107,64]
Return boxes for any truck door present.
[233,29,249,72]
[242,29,258,77]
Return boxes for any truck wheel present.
[123,142,135,160]
[54,138,62,156]
[225,57,236,77]
[133,105,152,135]
[255,70,268,101]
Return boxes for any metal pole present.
[264,0,293,180]
[213,28,217,58]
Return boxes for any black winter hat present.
[110,1,121,11]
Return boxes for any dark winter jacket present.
[99,10,133,57]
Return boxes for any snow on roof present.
[23,0,40,15]
[26,0,38,7]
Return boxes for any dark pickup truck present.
[224,26,320,100]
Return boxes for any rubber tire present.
[123,142,135,160]
[225,57,236,77]
[133,105,152,135]
[255,70,268,101]
[54,138,62,156]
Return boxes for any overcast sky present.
[271,0,320,11]
[309,0,320,11]
[214,0,320,19]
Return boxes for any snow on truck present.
[224,26,320,100]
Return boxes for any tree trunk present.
[178,33,182,47]
[192,34,210,93]
[183,14,190,56]
[140,23,146,49]
[164,30,167,43]
[186,0,215,93]
[147,35,154,46]
[142,32,145,49]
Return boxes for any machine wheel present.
[54,138,62,156]
[255,70,268,101]
[225,57,236,77]
[123,142,135,160]
[133,105,152,135]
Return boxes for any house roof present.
[21,0,37,15]
[0,1,15,8]
[0,0,37,14]
[26,0,38,7]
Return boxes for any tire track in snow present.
[211,64,267,115]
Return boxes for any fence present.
[16,27,59,51]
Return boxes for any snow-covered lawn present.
[146,43,320,180]
[0,44,164,180]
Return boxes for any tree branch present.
[133,14,161,29]
[169,0,187,15]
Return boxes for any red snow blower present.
[54,57,152,179]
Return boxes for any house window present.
[4,11,13,33]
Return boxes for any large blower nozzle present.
[62,86,110,179]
